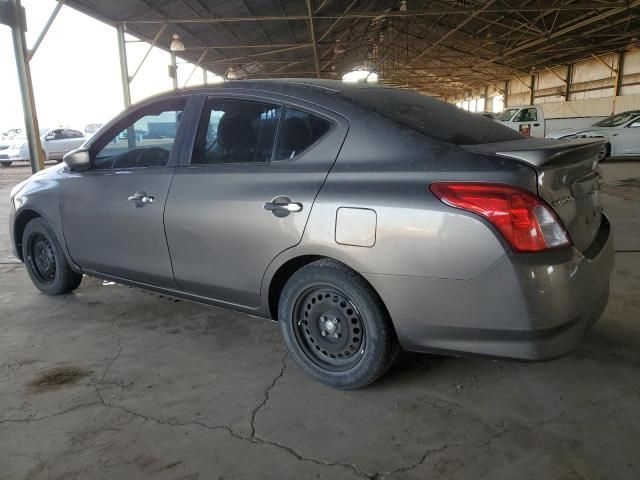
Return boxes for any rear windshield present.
[338,88,524,145]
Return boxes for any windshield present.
[593,111,640,127]
[338,88,523,145]
[495,108,520,121]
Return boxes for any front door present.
[164,95,348,307]
[61,97,191,288]
[613,117,640,156]
[511,107,544,137]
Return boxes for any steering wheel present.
[136,147,170,167]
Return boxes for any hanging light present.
[170,34,185,52]
[334,40,346,55]
[399,0,408,12]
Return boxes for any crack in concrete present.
[0,401,102,424]
[92,336,373,478]
[7,315,549,480]
[249,352,287,439]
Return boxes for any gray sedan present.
[8,80,613,389]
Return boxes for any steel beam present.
[129,23,166,82]
[28,0,63,60]
[124,4,635,24]
[116,23,131,108]
[305,0,320,78]
[8,0,44,173]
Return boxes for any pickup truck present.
[494,105,606,139]
[495,105,546,137]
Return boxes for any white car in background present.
[546,110,640,161]
[0,128,85,167]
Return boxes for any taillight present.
[430,182,571,252]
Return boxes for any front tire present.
[22,218,82,295]
[597,142,610,162]
[1,161,12,167]
[279,260,399,389]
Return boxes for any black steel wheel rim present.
[28,233,56,284]
[292,286,366,371]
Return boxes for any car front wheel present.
[279,259,399,389]
[597,142,610,162]
[22,218,82,295]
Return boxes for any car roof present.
[136,79,393,107]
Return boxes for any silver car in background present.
[8,80,613,389]
[0,128,85,167]
[547,110,640,160]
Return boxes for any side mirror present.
[44,134,55,141]
[63,148,91,171]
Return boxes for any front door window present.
[93,98,186,169]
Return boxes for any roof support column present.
[6,0,45,172]
[529,75,535,105]
[612,50,625,114]
[170,51,178,90]
[565,63,572,102]
[116,22,131,108]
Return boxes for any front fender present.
[10,167,81,272]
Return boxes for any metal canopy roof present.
[64,0,640,96]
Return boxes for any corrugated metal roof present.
[63,0,640,97]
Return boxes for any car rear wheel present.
[1,161,12,167]
[22,218,82,295]
[279,259,399,389]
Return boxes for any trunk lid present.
[462,138,605,252]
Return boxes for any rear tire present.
[279,259,399,389]
[22,218,82,295]
[1,161,12,167]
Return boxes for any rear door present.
[164,94,348,307]
[63,129,86,151]
[61,96,195,288]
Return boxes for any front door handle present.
[128,191,154,204]
[264,196,303,217]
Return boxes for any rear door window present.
[339,88,524,145]
[274,108,334,161]
[64,129,84,139]
[193,98,281,165]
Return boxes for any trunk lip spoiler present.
[460,137,605,168]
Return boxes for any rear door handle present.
[264,196,303,217]
[128,191,154,204]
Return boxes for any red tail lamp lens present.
[430,183,570,252]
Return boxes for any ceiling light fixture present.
[170,34,185,52]
[334,40,346,55]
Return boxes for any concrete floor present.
[1,163,639,480]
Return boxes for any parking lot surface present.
[1,163,639,479]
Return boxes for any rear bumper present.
[365,216,614,360]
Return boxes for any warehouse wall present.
[448,49,640,120]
